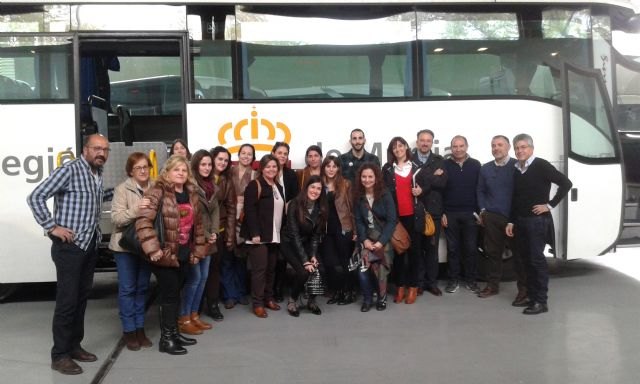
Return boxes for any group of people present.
[27,128,572,374]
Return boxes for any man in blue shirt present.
[476,135,526,301]
[27,134,113,375]
[442,135,481,294]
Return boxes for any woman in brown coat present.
[136,155,208,355]
[204,146,237,321]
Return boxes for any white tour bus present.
[1,0,639,299]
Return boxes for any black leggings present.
[321,232,354,292]
[279,241,310,300]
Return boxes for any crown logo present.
[218,107,291,154]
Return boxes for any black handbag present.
[305,269,325,296]
[119,200,164,256]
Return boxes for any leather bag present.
[119,199,176,267]
[390,222,410,254]
[424,212,436,237]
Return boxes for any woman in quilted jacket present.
[136,154,208,355]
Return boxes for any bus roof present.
[0,0,637,9]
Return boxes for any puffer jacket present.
[136,181,208,265]
[109,177,152,253]
[196,185,220,255]
[215,175,237,249]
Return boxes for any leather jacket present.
[281,197,323,264]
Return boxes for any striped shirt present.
[27,155,114,251]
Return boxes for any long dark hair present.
[169,138,191,160]
[354,162,385,202]
[190,149,214,185]
[294,175,327,229]
[321,156,349,198]
[210,146,232,177]
[386,136,412,165]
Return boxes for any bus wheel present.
[0,284,17,303]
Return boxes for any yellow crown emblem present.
[218,107,291,154]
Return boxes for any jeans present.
[444,211,479,282]
[50,233,98,361]
[515,215,551,304]
[221,245,247,302]
[180,255,211,316]
[114,252,151,332]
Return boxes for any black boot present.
[171,327,197,346]
[207,300,224,321]
[338,291,354,305]
[158,306,187,355]
[327,290,342,305]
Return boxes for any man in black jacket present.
[413,129,447,296]
[506,134,572,315]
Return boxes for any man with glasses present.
[27,134,114,375]
[506,134,572,315]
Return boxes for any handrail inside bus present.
[149,149,158,179]
[56,150,75,168]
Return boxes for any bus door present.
[78,34,184,256]
[613,51,640,245]
[562,62,624,259]
[78,34,187,144]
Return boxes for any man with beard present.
[339,128,380,183]
[412,129,447,297]
[27,134,113,375]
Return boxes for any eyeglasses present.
[133,165,149,172]
[87,146,111,153]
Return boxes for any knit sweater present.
[443,157,481,213]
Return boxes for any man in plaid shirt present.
[27,134,113,375]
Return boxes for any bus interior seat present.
[116,105,134,146]
[478,67,515,95]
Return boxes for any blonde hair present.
[158,155,196,187]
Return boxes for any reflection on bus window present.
[233,8,415,99]
[419,9,592,99]
[0,36,71,101]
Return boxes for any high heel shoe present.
[307,298,322,315]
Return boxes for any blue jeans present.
[444,211,479,282]
[114,251,151,333]
[181,255,211,316]
[515,215,551,304]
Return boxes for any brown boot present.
[123,331,141,351]
[178,315,203,335]
[405,287,418,304]
[136,328,153,348]
[393,287,406,303]
[191,312,213,330]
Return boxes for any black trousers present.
[419,218,442,290]
[50,233,98,361]
[279,241,311,301]
[321,232,354,292]
[394,216,422,287]
[151,262,189,327]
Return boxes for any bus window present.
[110,57,181,115]
[234,7,415,99]
[191,41,234,100]
[0,35,72,101]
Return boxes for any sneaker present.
[445,280,459,293]
[464,281,480,293]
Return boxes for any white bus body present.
[0,0,637,290]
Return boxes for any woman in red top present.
[382,137,424,305]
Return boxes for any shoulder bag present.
[119,198,165,258]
